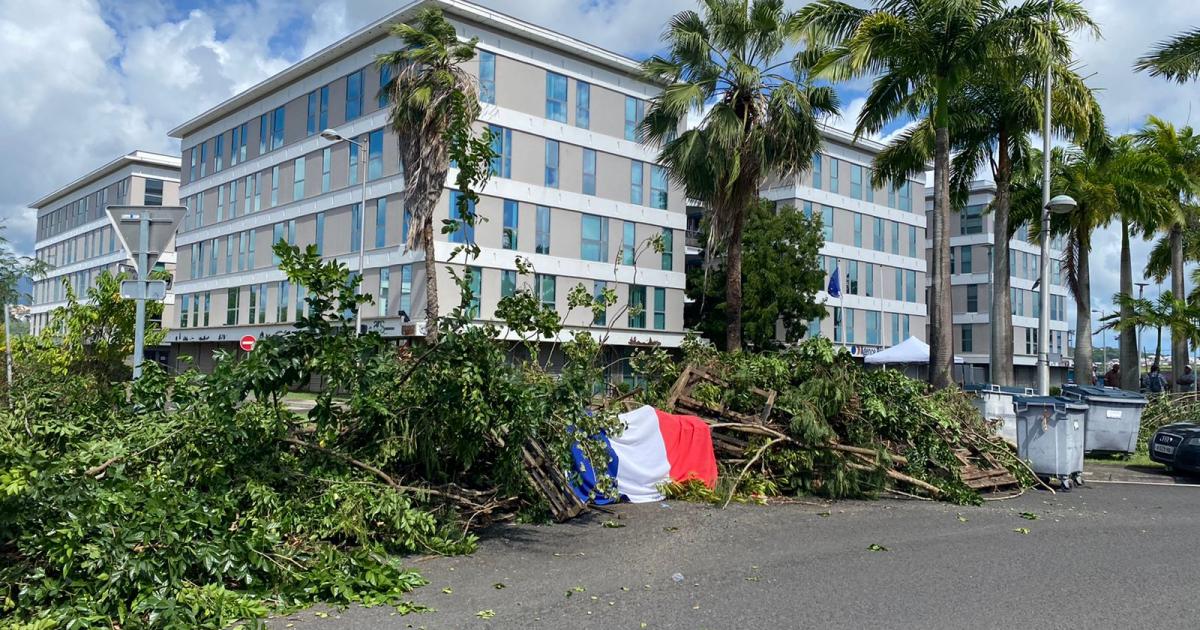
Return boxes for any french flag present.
[570,405,718,504]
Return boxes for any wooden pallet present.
[953,448,1020,492]
[666,366,777,425]
[522,440,586,522]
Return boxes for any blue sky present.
[2,0,1199,352]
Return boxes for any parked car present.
[1148,423,1200,473]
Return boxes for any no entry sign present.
[239,335,257,352]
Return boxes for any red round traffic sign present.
[239,335,257,352]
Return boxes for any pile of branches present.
[658,339,1036,505]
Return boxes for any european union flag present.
[827,263,841,297]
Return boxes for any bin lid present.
[996,385,1037,395]
[1061,384,1147,403]
[1013,395,1088,410]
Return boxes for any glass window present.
[350,203,362,252]
[576,81,590,129]
[628,285,646,328]
[449,192,476,244]
[349,141,359,185]
[502,199,518,249]
[905,270,917,303]
[144,179,164,206]
[467,267,482,318]
[307,90,318,136]
[293,157,305,199]
[811,154,822,190]
[399,265,412,316]
[661,228,673,271]
[318,86,328,131]
[208,238,218,276]
[651,166,668,210]
[375,197,387,249]
[962,326,973,352]
[195,192,204,228]
[259,115,268,155]
[622,221,636,265]
[582,149,597,196]
[367,129,384,180]
[853,213,862,248]
[908,225,917,257]
[179,294,190,328]
[321,148,331,193]
[544,140,559,188]
[866,311,880,345]
[847,260,859,295]
[822,206,833,242]
[535,206,551,254]
[270,166,279,207]
[630,161,644,205]
[873,217,884,251]
[479,51,495,104]
[545,72,568,122]
[230,126,240,166]
[315,211,325,256]
[845,308,855,343]
[851,164,863,199]
[891,221,899,254]
[378,63,391,109]
[903,314,911,339]
[488,125,512,178]
[653,287,666,330]
[271,106,285,151]
[833,307,842,342]
[592,280,607,325]
[581,214,608,262]
[247,284,258,323]
[624,96,645,141]
[537,274,556,310]
[502,270,517,297]
[828,157,839,194]
[229,179,238,218]
[961,204,984,234]
[376,268,390,317]
[899,181,912,212]
[891,312,900,345]
[200,141,207,178]
[402,207,412,247]
[865,262,874,297]
[214,135,224,172]
[278,280,290,322]
[346,69,363,120]
[225,234,234,273]
[961,246,973,274]
[966,284,978,312]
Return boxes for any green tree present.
[640,0,838,352]
[797,0,1094,388]
[378,8,484,343]
[1135,27,1200,83]
[1102,291,1200,372]
[686,200,826,350]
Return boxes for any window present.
[208,239,218,276]
[905,270,917,303]
[225,285,240,321]
[230,126,240,166]
[293,157,305,199]
[581,148,597,196]
[307,90,318,136]
[812,154,822,190]
[891,221,900,254]
[179,294,190,328]
[822,206,834,242]
[908,225,917,257]
[847,261,859,295]
[466,267,482,318]
[195,192,204,228]
[544,140,559,188]
[200,141,207,178]
[622,221,636,265]
[581,214,608,262]
[962,327,973,352]
[535,206,551,254]
[967,284,979,313]
[851,164,863,199]
[315,212,325,255]
[488,125,512,178]
[891,313,900,345]
[661,228,673,271]
[378,63,391,109]
[229,180,238,218]
[271,106,285,151]
[828,157,839,193]
[961,204,984,234]
[399,265,413,316]
[576,81,590,129]
[273,223,285,264]
[237,232,247,272]
[243,175,252,213]
[537,274,556,310]
[961,246,973,274]
[375,197,387,248]
[402,207,412,246]
[653,287,666,330]
[259,114,268,155]
[873,217,884,251]
[321,148,332,193]
[379,268,390,317]
[899,181,912,212]
[651,166,668,210]
[833,307,842,342]
[903,314,911,339]
[237,122,248,163]
[247,285,258,323]
[247,229,256,269]
[225,235,234,273]
[449,192,476,244]
[624,96,645,141]
[866,311,880,345]
[189,146,197,181]
[277,280,290,322]
[270,166,279,207]
[350,203,362,252]
[144,179,164,206]
[845,308,855,343]
[349,142,359,185]
[190,244,200,279]
[545,72,568,122]
[865,262,874,297]
[346,69,363,120]
[630,161,644,205]
[479,51,495,104]
[367,129,383,181]
[214,135,224,172]
[853,213,862,248]
[502,199,518,249]
[628,285,646,328]
[502,270,517,297]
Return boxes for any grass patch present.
[1086,452,1164,469]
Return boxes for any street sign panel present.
[239,335,257,352]
[106,205,185,276]
[120,280,167,301]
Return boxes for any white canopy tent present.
[864,336,965,366]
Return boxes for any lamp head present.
[1046,194,1077,214]
[319,129,344,142]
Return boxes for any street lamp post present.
[1135,281,1149,369]
[320,129,369,336]
[1039,195,1076,394]
[1093,308,1107,380]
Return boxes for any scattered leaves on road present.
[818,511,831,517]
[476,609,496,619]
[663,526,679,533]
[1019,512,1039,521]
[565,585,586,597]
[956,514,968,523]
[441,587,453,595]
[1014,527,1031,535]
[745,576,761,582]
[493,582,506,590]
[867,544,889,552]
[602,520,626,528]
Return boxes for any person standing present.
[1145,363,1167,394]
[1178,365,1196,393]
[1104,363,1121,388]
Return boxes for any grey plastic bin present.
[1013,395,1088,490]
[1061,385,1147,455]
[964,384,1033,445]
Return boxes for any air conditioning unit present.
[399,321,427,338]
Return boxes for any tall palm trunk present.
[930,120,953,388]
[1073,238,1093,381]
[1119,219,1139,390]
[422,216,439,343]
[725,208,746,352]
[990,130,1014,386]
[1170,224,1186,390]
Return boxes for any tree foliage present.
[687,200,826,350]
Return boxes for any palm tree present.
[796,0,1094,388]
[871,40,1101,386]
[377,9,482,343]
[1135,28,1200,83]
[640,0,839,352]
[1134,117,1200,390]
[1103,291,1200,372]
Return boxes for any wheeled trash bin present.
[964,384,1032,445]
[1061,385,1148,455]
[1013,396,1088,490]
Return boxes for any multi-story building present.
[755,128,929,356]
[926,180,1070,386]
[30,151,181,348]
[165,0,686,371]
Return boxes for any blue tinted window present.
[546,72,567,122]
[576,81,590,129]
[346,69,363,120]
[479,51,495,104]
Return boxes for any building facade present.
[165,0,686,370]
[925,181,1070,386]
[758,128,929,357]
[30,151,181,342]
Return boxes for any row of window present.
[947,244,1064,286]
[811,154,915,212]
[953,284,1065,322]
[793,201,921,257]
[820,256,921,304]
[36,224,119,268]
[36,178,160,241]
[822,307,912,347]
[957,326,1065,356]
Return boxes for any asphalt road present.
[271,480,1200,630]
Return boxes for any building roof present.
[168,0,656,139]
[29,150,181,209]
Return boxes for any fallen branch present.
[846,461,942,496]
[722,436,786,509]
[85,432,177,478]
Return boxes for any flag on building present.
[827,263,841,298]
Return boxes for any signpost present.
[106,205,185,380]
[239,335,257,352]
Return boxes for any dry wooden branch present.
[85,433,177,478]
[722,436,786,509]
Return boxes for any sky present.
[1,0,1197,350]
